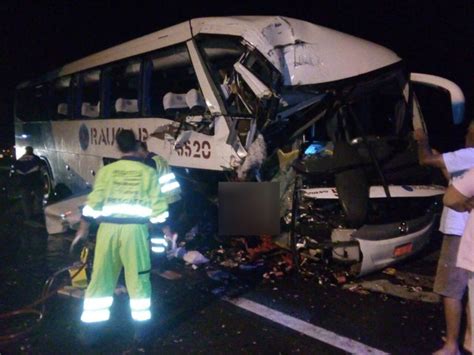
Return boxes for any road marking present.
[226,297,388,354]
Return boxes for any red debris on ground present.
[241,235,278,260]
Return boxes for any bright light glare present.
[15,146,26,159]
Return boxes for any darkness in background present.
[1,0,473,150]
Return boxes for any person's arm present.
[149,170,169,224]
[431,148,450,180]
[414,128,446,169]
[444,169,474,212]
[443,185,472,212]
[70,219,90,254]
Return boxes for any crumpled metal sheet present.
[192,16,401,86]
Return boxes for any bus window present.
[103,59,141,118]
[242,50,281,89]
[15,83,50,122]
[346,78,408,140]
[196,35,270,116]
[51,76,72,120]
[144,44,204,118]
[78,69,101,118]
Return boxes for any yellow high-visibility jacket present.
[148,154,182,205]
[82,157,169,224]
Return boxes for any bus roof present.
[17,16,401,89]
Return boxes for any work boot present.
[78,322,106,347]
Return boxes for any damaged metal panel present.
[354,215,435,276]
[302,185,445,199]
[147,116,243,171]
[234,63,273,99]
[191,16,401,86]
[44,194,87,234]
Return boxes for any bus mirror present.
[410,73,465,125]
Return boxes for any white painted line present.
[226,297,388,354]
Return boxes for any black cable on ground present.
[0,262,86,345]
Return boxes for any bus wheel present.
[40,165,53,204]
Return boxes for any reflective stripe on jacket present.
[146,153,182,205]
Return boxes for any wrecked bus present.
[14,16,464,275]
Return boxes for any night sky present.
[1,0,473,148]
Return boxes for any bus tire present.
[40,164,53,204]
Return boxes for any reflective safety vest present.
[82,157,169,224]
[149,154,182,205]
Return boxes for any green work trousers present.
[81,223,152,323]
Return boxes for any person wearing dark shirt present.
[13,146,43,220]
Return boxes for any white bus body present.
[15,16,464,275]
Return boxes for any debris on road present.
[394,271,435,290]
[152,270,183,280]
[333,271,349,285]
[220,259,239,268]
[241,235,278,260]
[168,246,186,259]
[382,267,397,276]
[183,251,209,265]
[346,284,371,295]
[207,269,237,282]
[57,286,84,299]
[343,279,440,303]
[239,260,264,271]
[382,267,435,289]
[153,222,438,304]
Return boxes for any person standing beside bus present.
[138,141,181,250]
[138,142,181,205]
[415,124,474,355]
[443,168,474,355]
[71,130,169,347]
[13,146,43,220]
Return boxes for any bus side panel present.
[15,117,239,196]
[48,117,237,184]
[15,120,56,158]
[14,120,80,194]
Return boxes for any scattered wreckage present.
[32,16,465,276]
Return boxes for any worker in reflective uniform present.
[71,130,168,346]
[138,142,181,252]
[138,141,181,205]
